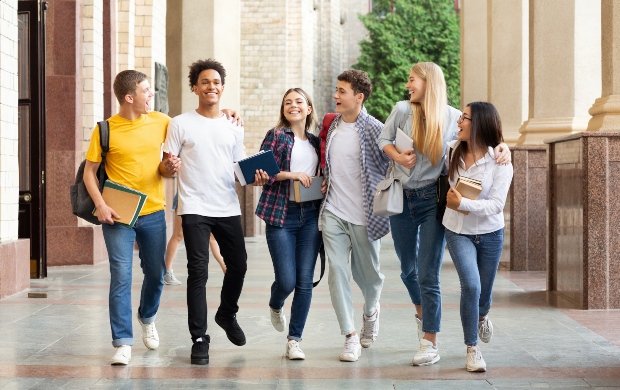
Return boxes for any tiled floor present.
[1,234,620,389]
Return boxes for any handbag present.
[436,148,454,221]
[373,161,403,217]
[70,120,109,225]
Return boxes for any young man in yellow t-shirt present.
[84,70,175,366]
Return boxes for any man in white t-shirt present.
[162,59,268,365]
[319,70,390,362]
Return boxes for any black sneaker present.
[191,335,210,365]
[214,312,246,346]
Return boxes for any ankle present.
[346,332,357,338]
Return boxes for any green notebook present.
[93,180,148,227]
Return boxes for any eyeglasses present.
[457,114,471,123]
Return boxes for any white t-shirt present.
[325,120,366,225]
[163,110,245,217]
[288,137,319,201]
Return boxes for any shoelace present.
[468,347,482,363]
[479,319,490,335]
[361,317,377,339]
[144,323,156,339]
[288,341,302,354]
[343,337,359,354]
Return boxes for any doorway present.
[17,0,47,278]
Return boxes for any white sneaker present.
[466,345,487,372]
[164,269,182,285]
[478,316,493,343]
[411,339,440,366]
[285,340,305,360]
[270,308,287,332]
[360,303,380,348]
[137,313,159,350]
[110,345,131,365]
[415,314,423,340]
[339,334,362,362]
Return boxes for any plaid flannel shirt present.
[318,107,391,242]
[255,127,321,227]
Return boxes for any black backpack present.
[70,121,109,225]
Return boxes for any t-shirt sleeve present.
[233,126,246,161]
[84,124,103,163]
[163,119,182,157]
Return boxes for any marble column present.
[46,0,107,266]
[459,0,488,106]
[518,0,601,145]
[103,0,117,118]
[487,0,528,145]
[586,0,620,131]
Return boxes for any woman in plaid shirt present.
[255,88,322,360]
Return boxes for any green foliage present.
[354,0,461,121]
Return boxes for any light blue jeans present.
[445,228,504,346]
[389,183,446,333]
[266,201,322,341]
[321,209,384,335]
[102,210,166,347]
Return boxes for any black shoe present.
[214,312,246,346]
[191,335,210,365]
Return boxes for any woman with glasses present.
[377,62,510,366]
[443,101,512,371]
[255,88,322,360]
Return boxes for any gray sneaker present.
[164,269,182,285]
[478,316,493,343]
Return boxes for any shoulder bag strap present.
[97,120,109,191]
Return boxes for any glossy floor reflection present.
[1,234,620,389]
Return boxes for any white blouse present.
[442,140,514,235]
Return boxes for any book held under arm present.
[293,176,325,202]
[395,127,414,176]
[233,150,280,185]
[448,176,482,215]
[93,180,148,227]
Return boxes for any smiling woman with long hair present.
[443,101,512,372]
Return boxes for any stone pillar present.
[547,132,620,309]
[116,0,135,71]
[82,0,104,157]
[0,0,30,297]
[460,0,488,106]
[134,0,166,82]
[103,0,117,118]
[586,0,620,131]
[487,0,528,145]
[46,0,107,266]
[517,0,601,145]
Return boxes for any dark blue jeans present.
[266,201,322,341]
[389,182,446,333]
[445,228,504,346]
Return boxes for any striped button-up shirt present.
[255,127,321,227]
[318,107,391,242]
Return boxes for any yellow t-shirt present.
[85,111,171,216]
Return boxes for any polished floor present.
[1,234,620,389]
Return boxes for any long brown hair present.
[449,102,504,181]
[275,88,318,133]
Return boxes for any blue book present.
[233,150,280,185]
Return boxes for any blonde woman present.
[377,62,510,366]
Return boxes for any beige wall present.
[460,0,488,107]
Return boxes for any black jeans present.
[182,214,247,341]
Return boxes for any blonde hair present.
[410,62,447,167]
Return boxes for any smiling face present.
[333,80,363,120]
[457,106,472,143]
[127,79,154,114]
[282,91,312,127]
[193,68,224,107]
[405,69,426,104]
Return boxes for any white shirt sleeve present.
[458,163,513,216]
[163,118,182,156]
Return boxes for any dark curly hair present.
[188,59,226,91]
[337,69,373,103]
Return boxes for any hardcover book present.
[93,180,147,227]
[293,176,324,202]
[233,150,280,185]
[448,176,482,215]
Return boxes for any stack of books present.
[448,176,482,215]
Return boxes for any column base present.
[587,95,620,131]
[0,239,31,298]
[517,117,589,145]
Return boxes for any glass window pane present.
[19,105,31,192]
[18,13,30,100]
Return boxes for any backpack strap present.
[96,120,109,191]
[319,113,338,169]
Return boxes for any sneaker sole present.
[360,339,375,348]
[467,365,486,372]
[412,355,440,366]
[286,354,305,360]
[110,360,129,366]
[339,351,361,362]
[191,357,209,365]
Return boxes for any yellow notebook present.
[93,180,147,227]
